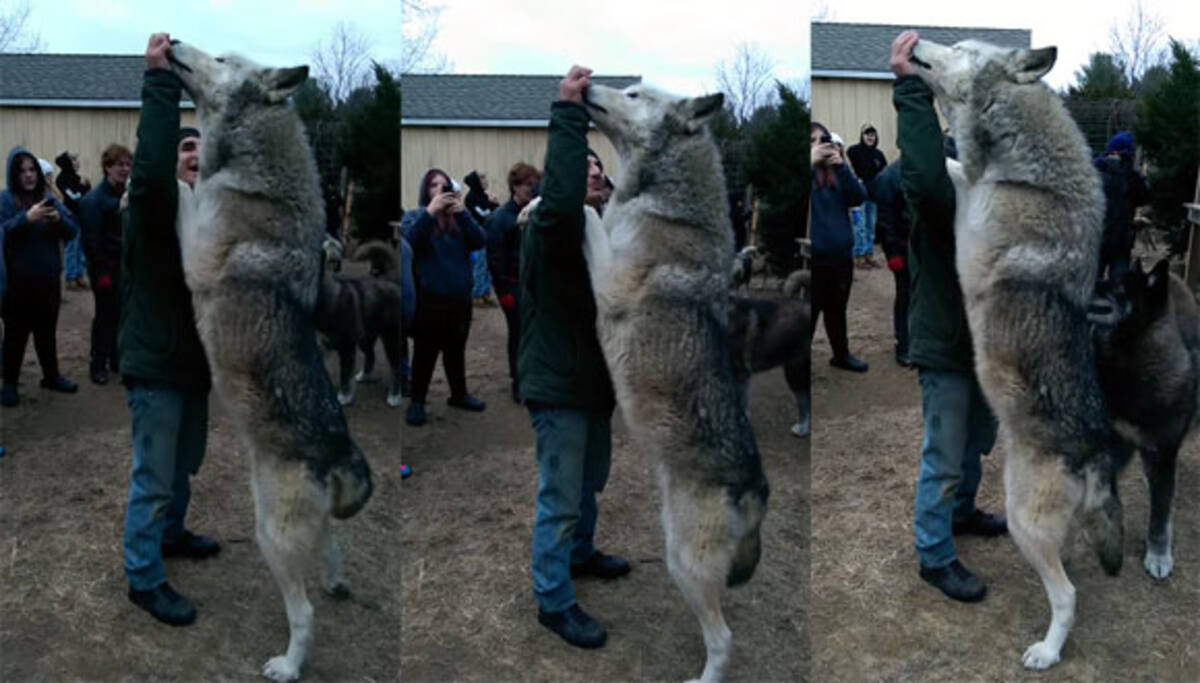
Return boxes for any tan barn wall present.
[0,106,198,187]
[812,76,948,165]
[401,125,621,211]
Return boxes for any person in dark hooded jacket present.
[847,123,888,267]
[79,143,132,384]
[464,170,497,302]
[1094,131,1150,283]
[1,146,81,406]
[487,160,539,403]
[56,151,91,289]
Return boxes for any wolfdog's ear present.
[1011,47,1056,84]
[682,93,724,133]
[265,65,309,103]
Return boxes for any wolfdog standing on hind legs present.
[581,80,770,683]
[166,40,373,682]
[905,31,1123,670]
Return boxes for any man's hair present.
[100,143,133,171]
[507,162,539,194]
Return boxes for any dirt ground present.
[0,260,400,682]
[399,285,810,682]
[810,246,1200,682]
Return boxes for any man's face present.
[512,178,536,207]
[864,130,877,146]
[177,136,200,186]
[106,156,132,187]
[585,155,606,206]
[17,156,38,193]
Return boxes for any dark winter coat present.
[1094,155,1151,260]
[517,101,616,412]
[873,159,908,260]
[54,151,91,216]
[809,162,866,266]
[894,76,973,373]
[463,170,499,228]
[1,146,80,285]
[79,178,125,277]
[486,199,522,299]
[118,69,211,391]
[847,125,888,196]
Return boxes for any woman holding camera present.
[1,147,81,406]
[809,122,870,373]
[400,168,489,426]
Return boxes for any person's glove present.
[96,273,113,290]
[887,256,904,272]
[499,293,516,310]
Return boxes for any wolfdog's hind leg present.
[1008,470,1080,671]
[1141,445,1179,579]
[256,487,321,682]
[321,525,351,599]
[1090,473,1125,576]
[664,498,732,683]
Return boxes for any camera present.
[820,133,833,145]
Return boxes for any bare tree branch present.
[312,22,375,104]
[715,43,777,125]
[0,0,43,53]
[401,0,448,74]
[811,2,835,21]
[1108,0,1166,86]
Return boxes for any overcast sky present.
[407,0,810,98]
[815,0,1200,90]
[18,1,398,69]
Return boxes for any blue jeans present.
[852,201,876,258]
[64,233,86,281]
[913,368,997,568]
[470,248,491,298]
[528,405,612,613]
[122,382,210,590]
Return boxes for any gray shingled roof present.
[401,74,641,123]
[813,22,1031,75]
[0,54,193,105]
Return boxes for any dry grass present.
[810,248,1200,682]
[399,287,810,682]
[0,262,399,682]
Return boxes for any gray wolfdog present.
[315,238,405,407]
[582,82,770,683]
[911,37,1119,669]
[1093,259,1198,582]
[168,42,373,682]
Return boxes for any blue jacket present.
[400,207,486,300]
[1,146,80,286]
[809,162,865,265]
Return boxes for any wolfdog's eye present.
[627,92,638,99]
[216,57,226,63]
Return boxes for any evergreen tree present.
[1069,53,1134,98]
[343,63,401,243]
[745,82,809,274]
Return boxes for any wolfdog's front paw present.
[322,579,351,600]
[1144,549,1174,580]
[262,655,300,682]
[336,391,354,406]
[1021,641,1061,670]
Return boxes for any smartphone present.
[41,197,55,207]
[820,133,833,145]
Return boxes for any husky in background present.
[168,42,373,682]
[1093,258,1198,581]
[315,238,405,407]
[582,82,769,683]
[911,36,1117,670]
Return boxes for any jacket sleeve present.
[0,201,31,244]
[894,76,956,236]
[52,196,79,242]
[837,163,867,208]
[400,208,434,250]
[529,101,590,245]
[79,191,101,260]
[129,69,181,225]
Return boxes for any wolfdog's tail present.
[727,478,770,587]
[330,446,374,519]
[354,241,400,282]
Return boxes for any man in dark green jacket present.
[119,33,217,628]
[892,31,1006,604]
[519,65,627,650]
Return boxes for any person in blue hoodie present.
[1,146,81,406]
[809,122,869,373]
[400,168,488,426]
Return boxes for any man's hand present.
[146,33,172,71]
[559,65,593,104]
[891,31,920,78]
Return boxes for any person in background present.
[0,147,80,407]
[79,143,132,385]
[464,171,498,306]
[847,124,888,268]
[1094,131,1150,284]
[873,157,913,368]
[56,151,91,290]
[487,161,539,403]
